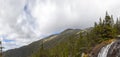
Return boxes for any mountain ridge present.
[3,28,86,57]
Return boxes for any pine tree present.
[111,15,114,27]
[99,18,102,26]
[104,12,112,26]
[115,18,120,34]
[0,41,2,57]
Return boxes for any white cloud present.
[1,0,120,50]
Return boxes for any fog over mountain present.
[0,0,120,50]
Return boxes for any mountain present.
[3,24,120,57]
[3,29,85,57]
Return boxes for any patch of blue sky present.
[3,39,15,42]
[0,35,15,42]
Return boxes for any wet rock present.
[89,39,119,57]
[89,39,115,57]
[107,40,120,57]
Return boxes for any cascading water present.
[97,42,114,57]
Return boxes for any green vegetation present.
[93,12,120,42]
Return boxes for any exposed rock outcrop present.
[107,39,120,57]
[90,39,120,57]
[89,39,115,57]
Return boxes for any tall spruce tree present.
[115,18,120,34]
[104,12,115,38]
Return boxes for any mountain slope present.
[3,29,83,57]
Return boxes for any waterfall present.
[97,42,114,57]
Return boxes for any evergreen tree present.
[98,18,104,37]
[110,15,114,27]
[104,12,115,38]
[115,18,120,34]
[0,41,2,57]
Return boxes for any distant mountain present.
[3,28,88,57]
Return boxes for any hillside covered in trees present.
[3,12,120,57]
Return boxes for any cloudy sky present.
[0,0,120,50]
